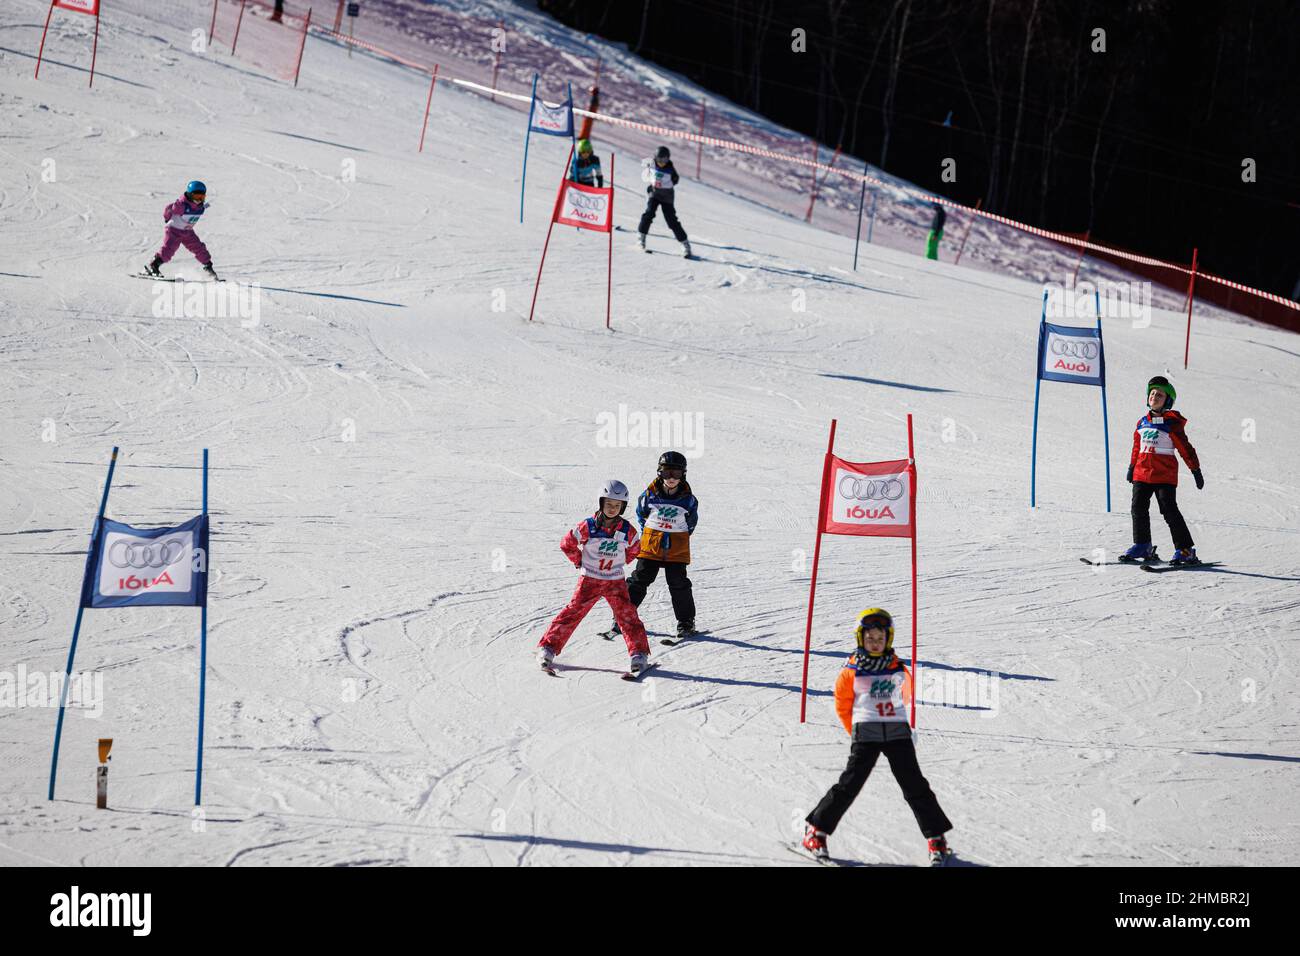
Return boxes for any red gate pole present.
[333,0,345,33]
[34,1,57,80]
[209,0,220,48]
[230,0,247,56]
[800,418,837,724]
[1183,247,1198,369]
[606,153,614,330]
[907,413,918,731]
[528,145,575,322]
[803,140,819,221]
[87,9,100,88]
[417,63,440,152]
[953,197,982,265]
[695,98,706,180]
[292,7,311,87]
[805,144,841,223]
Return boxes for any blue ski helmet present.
[186,180,207,196]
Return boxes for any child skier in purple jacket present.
[144,180,219,280]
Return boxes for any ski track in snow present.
[0,0,1297,867]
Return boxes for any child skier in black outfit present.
[803,608,955,866]
[638,146,692,258]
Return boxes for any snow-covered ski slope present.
[1,0,1296,867]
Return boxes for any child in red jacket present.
[537,480,651,674]
[802,609,954,866]
[1120,376,1204,565]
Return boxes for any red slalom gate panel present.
[211,0,304,81]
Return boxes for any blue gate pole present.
[567,82,575,153]
[1096,292,1112,513]
[865,189,879,244]
[852,165,867,271]
[1030,292,1047,508]
[49,445,119,800]
[195,449,209,805]
[520,73,538,223]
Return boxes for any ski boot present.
[637,231,647,251]
[143,255,164,278]
[1118,543,1157,564]
[202,262,220,281]
[1168,547,1200,566]
[628,652,649,675]
[927,835,954,866]
[802,823,829,861]
[681,239,693,258]
[676,620,698,640]
[600,622,622,641]
[537,646,556,672]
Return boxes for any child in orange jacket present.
[802,608,954,865]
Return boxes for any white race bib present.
[645,502,689,533]
[850,671,909,724]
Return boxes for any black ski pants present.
[807,736,952,838]
[638,192,688,242]
[1131,481,1193,550]
[625,558,695,625]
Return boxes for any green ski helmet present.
[1147,375,1176,409]
[577,138,593,156]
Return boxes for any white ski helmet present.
[599,479,630,515]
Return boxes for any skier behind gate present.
[570,138,604,187]
[537,480,652,675]
[1119,375,1204,566]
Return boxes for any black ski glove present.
[646,185,653,195]
[1192,468,1204,490]
[1125,465,1134,483]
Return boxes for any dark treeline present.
[539,0,1300,296]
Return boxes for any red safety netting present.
[166,0,1297,331]
[209,0,306,82]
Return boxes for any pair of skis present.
[784,843,958,867]
[129,272,224,283]
[540,625,702,682]
[601,627,704,647]
[541,660,659,682]
[1079,557,1221,574]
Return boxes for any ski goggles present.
[659,468,685,479]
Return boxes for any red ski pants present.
[540,576,650,656]
[157,227,211,266]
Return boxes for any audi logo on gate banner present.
[568,191,607,212]
[108,539,185,569]
[1049,339,1099,360]
[837,476,905,501]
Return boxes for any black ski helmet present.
[657,451,687,477]
[655,146,671,161]
[1147,375,1176,409]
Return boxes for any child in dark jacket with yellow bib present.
[802,609,955,865]
[602,451,699,642]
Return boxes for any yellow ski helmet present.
[855,608,894,656]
